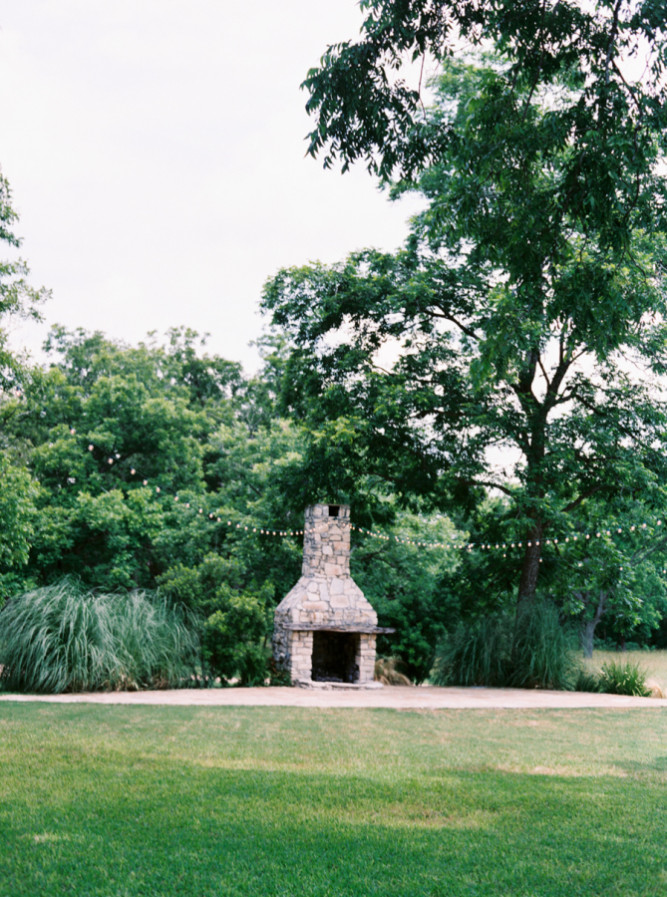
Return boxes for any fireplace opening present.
[328,505,340,517]
[311,631,359,683]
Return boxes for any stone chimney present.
[272,504,382,686]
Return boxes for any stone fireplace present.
[272,504,388,687]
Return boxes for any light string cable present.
[51,430,667,562]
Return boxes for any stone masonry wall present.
[272,504,378,684]
[301,504,352,579]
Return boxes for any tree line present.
[2,1,667,687]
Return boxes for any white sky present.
[0,0,421,374]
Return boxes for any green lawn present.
[1,703,665,897]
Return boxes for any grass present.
[0,582,198,692]
[0,703,665,897]
[432,602,578,690]
[586,650,667,697]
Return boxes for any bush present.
[598,660,651,697]
[374,657,413,686]
[0,580,199,693]
[509,601,576,690]
[431,615,511,687]
[432,601,578,690]
[573,667,602,693]
[202,593,268,685]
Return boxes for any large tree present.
[262,0,667,609]
[0,170,48,390]
[0,169,49,585]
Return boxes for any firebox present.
[311,631,360,683]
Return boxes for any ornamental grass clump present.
[431,614,511,687]
[0,580,199,693]
[572,666,602,693]
[598,659,652,697]
[432,601,579,690]
[508,600,577,691]
[374,656,413,686]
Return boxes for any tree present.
[0,170,49,390]
[3,329,212,591]
[263,0,667,618]
[0,455,37,576]
[546,489,667,655]
[1,326,311,679]
[0,169,49,586]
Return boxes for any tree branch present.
[537,355,551,391]
[562,484,605,514]
[425,305,481,341]
[630,532,667,565]
[468,478,515,497]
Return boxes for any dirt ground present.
[1,684,664,709]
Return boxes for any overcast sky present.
[0,1,422,373]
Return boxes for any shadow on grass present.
[616,754,667,775]
[2,757,665,897]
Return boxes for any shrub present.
[108,590,200,689]
[573,667,602,693]
[201,593,268,685]
[0,580,199,693]
[432,601,578,690]
[598,660,651,697]
[431,614,511,687]
[266,657,291,686]
[509,601,577,690]
[646,679,665,699]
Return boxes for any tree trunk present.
[580,591,606,658]
[581,620,596,659]
[517,521,544,605]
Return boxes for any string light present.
[55,435,667,559]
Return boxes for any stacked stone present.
[301,504,351,578]
[276,629,313,678]
[355,634,377,684]
[272,503,378,685]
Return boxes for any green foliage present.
[1,330,211,591]
[352,509,464,682]
[202,593,269,685]
[572,666,603,694]
[0,454,37,569]
[598,659,652,697]
[157,552,284,686]
[0,170,49,391]
[0,170,49,581]
[432,615,511,687]
[432,602,577,690]
[0,326,316,687]
[0,580,198,693]
[304,1,667,190]
[1,327,304,600]
[547,493,667,652]
[509,602,577,690]
[264,0,667,625]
